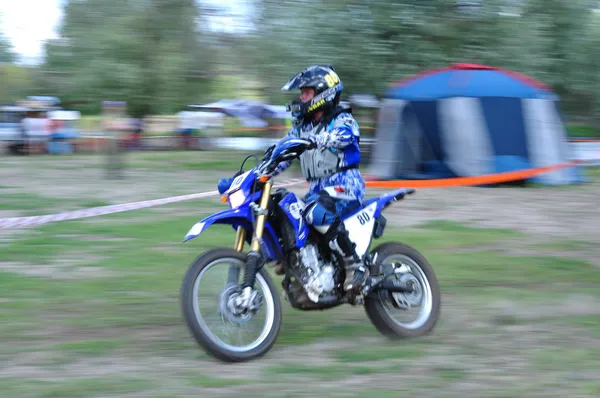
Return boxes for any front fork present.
[234,225,246,252]
[232,179,273,254]
[232,180,273,308]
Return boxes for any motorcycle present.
[180,136,441,362]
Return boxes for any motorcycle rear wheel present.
[364,242,441,339]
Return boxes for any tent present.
[367,63,585,185]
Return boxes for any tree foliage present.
[38,0,216,116]
[0,32,14,64]
[4,0,600,123]
[242,0,600,123]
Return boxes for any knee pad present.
[304,201,337,230]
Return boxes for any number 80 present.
[324,72,340,88]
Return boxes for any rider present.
[219,64,369,292]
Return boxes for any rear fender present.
[372,188,415,218]
[184,206,284,262]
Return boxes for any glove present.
[306,135,318,149]
[257,159,277,177]
[218,177,233,194]
[263,144,276,161]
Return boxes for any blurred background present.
[2,1,600,398]
[1,0,600,147]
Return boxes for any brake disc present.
[391,273,423,309]
[219,284,253,324]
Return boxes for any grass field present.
[1,152,600,397]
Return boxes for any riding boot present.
[326,222,369,291]
[342,258,370,292]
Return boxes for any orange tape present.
[364,160,584,189]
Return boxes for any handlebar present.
[255,137,315,177]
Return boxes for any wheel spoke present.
[377,253,434,330]
[190,256,276,353]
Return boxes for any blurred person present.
[176,110,196,150]
[219,65,368,292]
[21,110,50,155]
[102,101,127,179]
[129,117,144,150]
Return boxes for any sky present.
[0,0,252,65]
[0,0,63,65]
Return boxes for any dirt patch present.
[442,241,600,267]
[55,234,134,243]
[376,182,600,243]
[0,255,115,279]
[485,294,600,321]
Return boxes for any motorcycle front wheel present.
[180,248,282,362]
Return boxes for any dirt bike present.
[180,136,441,362]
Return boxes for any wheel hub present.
[219,284,263,324]
[391,273,423,309]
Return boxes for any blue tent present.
[367,63,585,185]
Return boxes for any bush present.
[567,125,600,139]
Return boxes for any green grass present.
[387,219,523,250]
[530,346,600,377]
[2,214,598,345]
[0,193,114,217]
[124,150,263,170]
[2,195,600,396]
[0,193,60,211]
[2,214,597,316]
[52,339,125,356]
[187,374,251,388]
[586,166,600,180]
[544,315,600,338]
[434,365,470,381]
[332,341,427,363]
[0,376,154,398]
[262,363,394,380]
[0,150,259,172]
[77,199,112,208]
[530,239,592,251]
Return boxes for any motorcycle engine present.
[296,244,336,303]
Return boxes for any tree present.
[40,0,216,116]
[0,32,14,64]
[241,0,600,122]
[0,31,32,102]
[0,64,34,102]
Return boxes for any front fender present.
[183,206,284,262]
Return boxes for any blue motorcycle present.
[180,136,441,362]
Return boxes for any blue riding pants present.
[304,190,362,227]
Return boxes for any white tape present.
[0,178,306,230]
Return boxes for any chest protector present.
[301,150,341,180]
[295,108,353,180]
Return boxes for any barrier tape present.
[0,178,306,230]
[1,153,599,230]
[365,160,584,189]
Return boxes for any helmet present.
[281,64,344,120]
